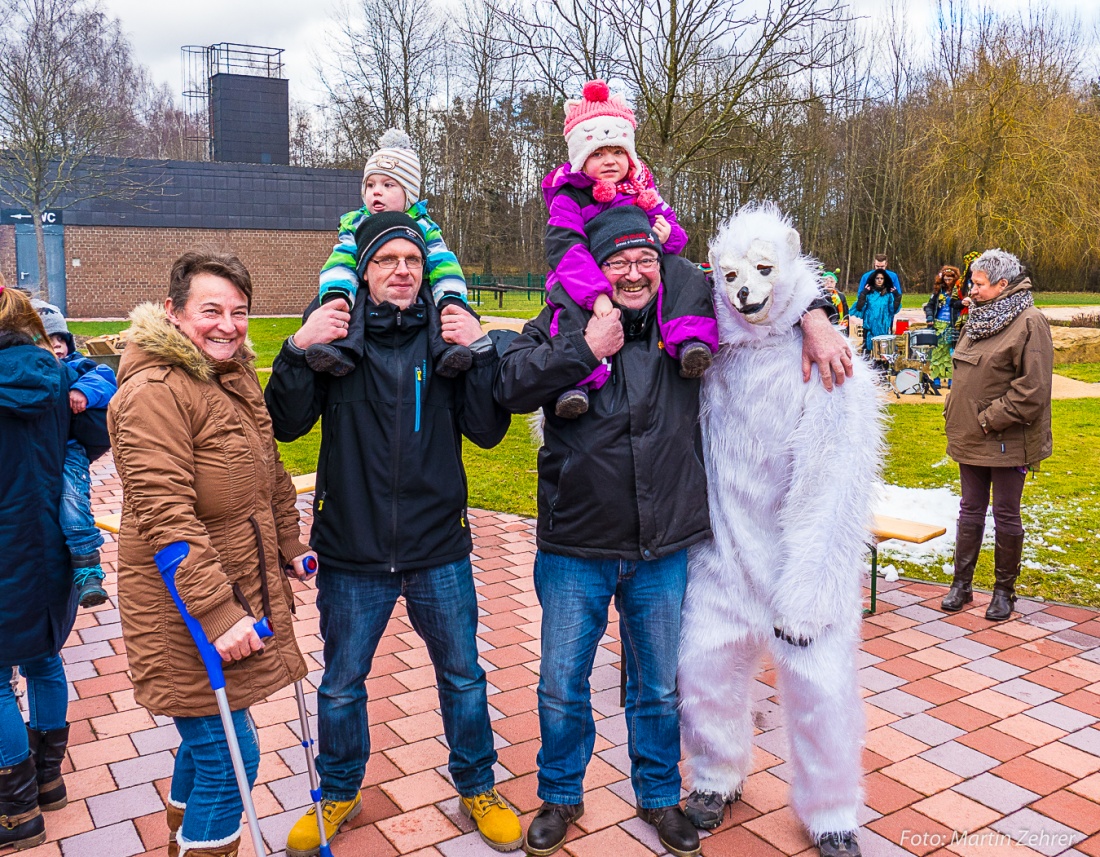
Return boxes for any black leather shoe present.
[524,802,584,856]
[684,788,740,830]
[816,831,862,857]
[305,343,357,377]
[554,389,589,419]
[678,341,713,379]
[637,806,700,857]
[436,344,473,378]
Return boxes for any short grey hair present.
[970,249,1022,285]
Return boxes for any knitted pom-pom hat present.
[362,128,422,210]
[564,80,640,179]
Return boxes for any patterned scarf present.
[616,162,655,198]
[965,288,1034,340]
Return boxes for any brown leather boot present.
[167,803,185,857]
[941,521,984,612]
[178,836,240,857]
[986,531,1024,621]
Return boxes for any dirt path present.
[885,371,1100,403]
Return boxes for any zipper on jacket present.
[414,362,423,432]
[390,318,403,573]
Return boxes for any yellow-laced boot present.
[461,789,522,852]
[285,792,362,857]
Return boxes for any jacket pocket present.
[547,452,574,533]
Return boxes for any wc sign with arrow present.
[1,209,64,225]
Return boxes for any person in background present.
[850,270,900,354]
[855,253,902,299]
[922,265,963,385]
[0,281,79,852]
[940,249,1053,622]
[109,251,310,857]
[821,269,849,337]
[33,300,117,607]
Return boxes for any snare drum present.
[909,329,939,349]
[871,335,897,363]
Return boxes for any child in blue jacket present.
[34,301,117,607]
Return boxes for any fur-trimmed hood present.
[117,302,254,387]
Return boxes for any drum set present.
[870,326,940,398]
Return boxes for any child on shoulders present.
[543,80,718,418]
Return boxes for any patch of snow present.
[872,484,970,561]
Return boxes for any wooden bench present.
[94,473,317,534]
[866,514,947,615]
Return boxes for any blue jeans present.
[315,559,495,801]
[61,444,103,557]
[0,655,69,766]
[534,549,686,809]
[170,709,260,846]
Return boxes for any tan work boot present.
[286,792,362,857]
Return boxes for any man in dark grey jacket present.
[496,206,850,857]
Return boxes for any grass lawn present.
[848,292,1100,310]
[884,401,1100,607]
[1054,362,1100,383]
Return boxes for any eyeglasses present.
[371,255,424,270]
[602,257,660,274]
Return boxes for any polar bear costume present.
[679,204,883,845]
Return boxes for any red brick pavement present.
[9,455,1100,857]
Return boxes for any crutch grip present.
[154,542,272,689]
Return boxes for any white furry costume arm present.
[770,369,884,642]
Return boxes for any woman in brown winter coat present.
[940,249,1053,622]
[108,251,311,857]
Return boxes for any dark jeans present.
[0,655,68,766]
[170,709,260,846]
[533,549,686,809]
[958,463,1027,535]
[315,560,496,800]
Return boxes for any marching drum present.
[894,368,922,395]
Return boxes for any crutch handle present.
[154,542,272,690]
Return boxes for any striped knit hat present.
[362,129,421,210]
[563,80,639,177]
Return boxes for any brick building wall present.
[65,226,336,317]
[0,225,15,287]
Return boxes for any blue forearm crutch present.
[290,555,333,857]
[154,542,272,857]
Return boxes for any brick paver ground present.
[10,455,1100,857]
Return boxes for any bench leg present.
[863,543,879,616]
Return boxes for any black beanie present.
[354,211,429,278]
[586,207,661,266]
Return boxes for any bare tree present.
[0,0,161,296]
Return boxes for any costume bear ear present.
[785,227,801,259]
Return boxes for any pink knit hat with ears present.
[564,80,640,178]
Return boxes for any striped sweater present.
[318,200,467,306]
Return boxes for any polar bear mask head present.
[709,204,823,343]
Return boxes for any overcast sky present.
[99,0,1098,105]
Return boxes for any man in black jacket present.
[495,207,849,857]
[265,212,520,856]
